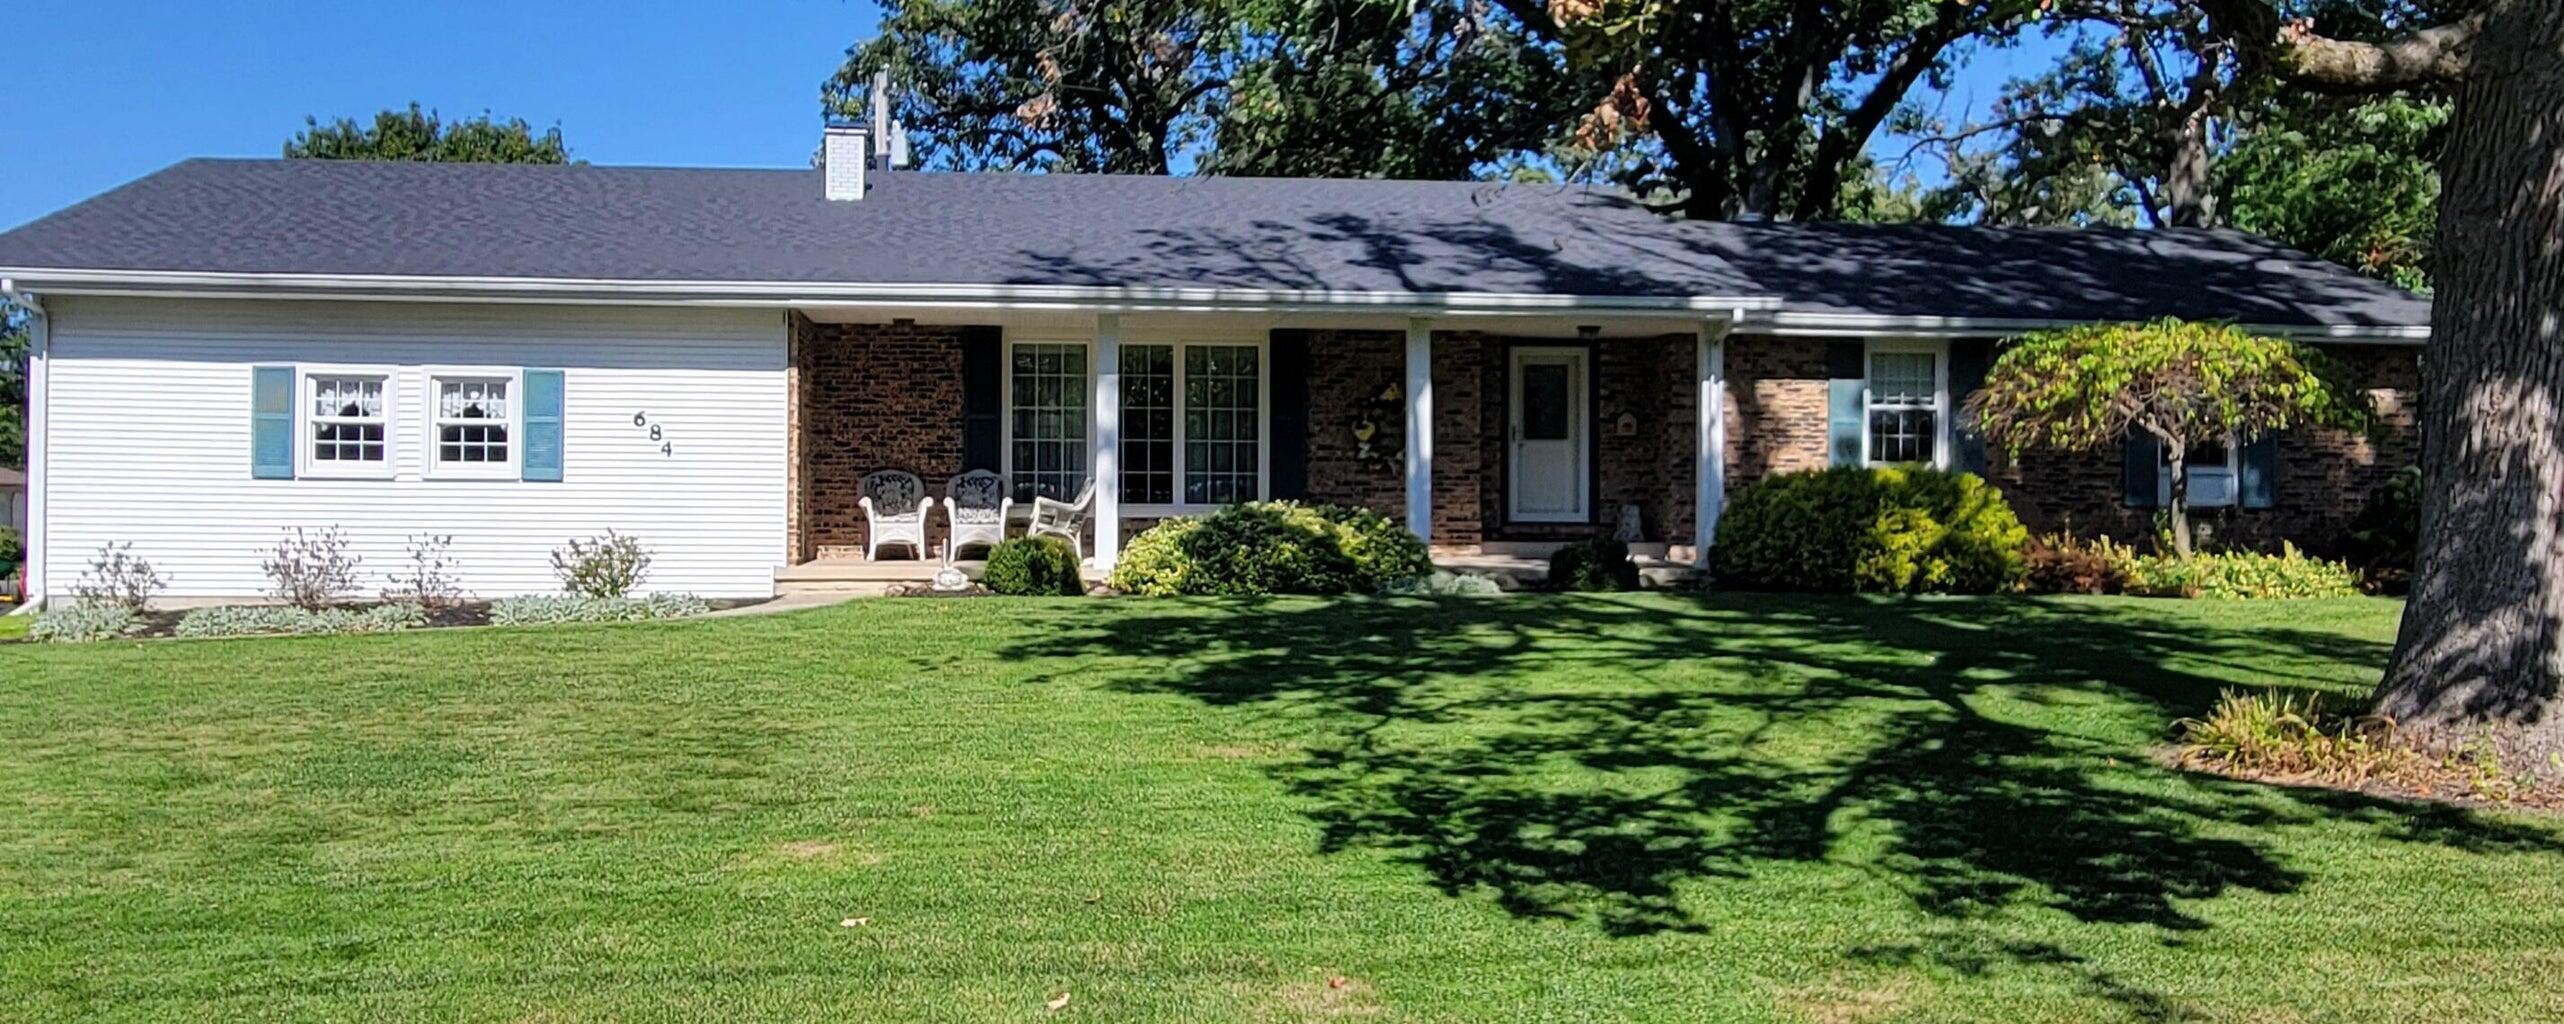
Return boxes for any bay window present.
[1005,337,1266,510]
[1007,342,1090,502]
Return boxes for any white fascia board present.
[1743,310,2430,344]
[0,267,1785,318]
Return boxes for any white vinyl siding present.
[38,297,788,599]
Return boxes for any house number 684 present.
[631,411,673,456]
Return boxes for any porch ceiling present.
[789,305,1719,339]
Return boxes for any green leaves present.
[284,103,573,164]
[1969,319,2378,457]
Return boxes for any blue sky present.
[2,0,2056,231]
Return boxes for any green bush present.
[981,536,1085,596]
[2344,465,2422,583]
[175,603,426,639]
[31,602,142,643]
[1109,501,1431,597]
[2023,533,2141,595]
[2124,544,2362,599]
[1713,467,2029,593]
[1547,538,1641,592]
[489,593,709,626]
[0,526,20,568]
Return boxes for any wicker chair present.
[857,470,932,561]
[1026,478,1096,559]
[941,469,1014,564]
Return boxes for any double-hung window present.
[1120,341,1263,508]
[1007,343,1091,502]
[1865,346,1946,466]
[306,372,391,474]
[431,374,516,475]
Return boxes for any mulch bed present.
[2163,746,2564,815]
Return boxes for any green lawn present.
[4,594,2561,1023]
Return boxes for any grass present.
[4,593,2561,1022]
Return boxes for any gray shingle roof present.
[0,158,2430,328]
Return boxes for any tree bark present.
[2373,0,2564,765]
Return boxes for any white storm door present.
[1509,347,1589,523]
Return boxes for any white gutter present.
[1742,310,2430,344]
[1,278,42,615]
[0,267,1787,319]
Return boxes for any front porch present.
[783,309,1736,575]
[771,541,1708,596]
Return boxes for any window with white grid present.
[1866,350,1942,465]
[433,376,514,471]
[307,374,388,467]
[1121,345,1177,505]
[1182,344,1261,505]
[1008,343,1090,502]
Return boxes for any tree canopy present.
[0,305,22,469]
[1967,319,2373,555]
[284,104,574,163]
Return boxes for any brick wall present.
[1722,335,1832,493]
[794,320,971,560]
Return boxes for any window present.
[1865,348,1944,466]
[1181,344,1261,505]
[432,376,515,472]
[1008,343,1090,502]
[2161,436,2240,507]
[1116,342,1263,508]
[307,373,389,470]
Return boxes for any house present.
[0,125,2429,604]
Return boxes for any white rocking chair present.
[941,469,1014,564]
[857,470,932,561]
[1026,478,1097,559]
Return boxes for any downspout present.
[2,279,43,615]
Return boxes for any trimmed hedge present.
[489,593,710,626]
[1547,538,1641,592]
[982,536,1085,596]
[175,603,426,639]
[1109,501,1432,597]
[1714,467,2029,594]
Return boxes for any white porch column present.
[1404,317,1434,543]
[1091,314,1122,570]
[1695,320,1730,569]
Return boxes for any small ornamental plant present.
[70,542,166,612]
[1967,319,2374,557]
[551,531,652,598]
[264,526,364,611]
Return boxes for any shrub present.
[1713,468,2029,594]
[31,602,142,643]
[2176,689,2406,784]
[2023,533,2141,595]
[70,541,166,612]
[263,526,363,610]
[0,525,20,568]
[551,531,652,598]
[981,536,1085,596]
[176,603,426,639]
[1547,538,1641,592]
[1319,504,1434,587]
[380,533,468,609]
[1108,501,1429,597]
[1382,571,1506,597]
[489,593,708,626]
[2123,544,2363,600]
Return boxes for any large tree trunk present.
[2374,0,2564,765]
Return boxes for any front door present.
[1509,347,1589,523]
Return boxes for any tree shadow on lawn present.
[996,593,2564,1011]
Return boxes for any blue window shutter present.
[2123,433,2162,508]
[251,365,295,479]
[2240,435,2280,509]
[1826,341,1865,467]
[522,369,565,482]
[1827,379,1865,467]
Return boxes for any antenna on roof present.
[870,71,912,169]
